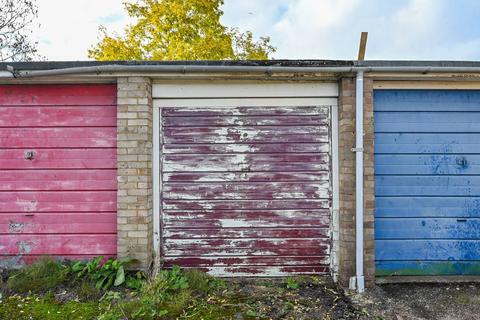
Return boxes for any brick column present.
[338,78,356,286]
[363,78,375,286]
[337,77,375,287]
[116,77,153,270]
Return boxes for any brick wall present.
[116,77,153,270]
[337,77,375,287]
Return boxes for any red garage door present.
[160,106,331,276]
[0,84,117,266]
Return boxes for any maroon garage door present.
[0,84,117,267]
[160,106,331,276]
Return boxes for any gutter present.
[4,64,480,78]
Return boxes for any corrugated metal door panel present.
[374,89,480,276]
[0,84,117,267]
[160,106,331,276]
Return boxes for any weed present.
[184,268,225,295]
[6,258,68,294]
[100,290,122,303]
[97,266,244,319]
[71,256,144,290]
[284,300,295,310]
[285,277,300,290]
[245,308,259,317]
[144,265,189,298]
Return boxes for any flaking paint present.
[160,106,332,276]
[375,89,480,276]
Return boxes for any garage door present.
[160,106,332,276]
[0,84,117,267]
[375,90,480,276]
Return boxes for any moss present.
[453,293,472,305]
[0,295,100,320]
[376,261,480,277]
[6,258,69,294]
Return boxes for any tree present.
[89,0,275,61]
[0,0,40,61]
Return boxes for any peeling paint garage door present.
[0,84,117,267]
[375,90,480,277]
[160,106,331,276]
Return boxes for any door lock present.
[24,151,35,160]
[456,156,467,168]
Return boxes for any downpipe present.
[350,71,365,293]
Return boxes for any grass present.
[5,258,69,294]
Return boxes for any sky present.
[33,0,480,61]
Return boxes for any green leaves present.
[113,266,125,287]
[285,277,300,290]
[69,256,144,291]
[88,0,275,61]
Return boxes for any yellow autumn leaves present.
[88,0,275,61]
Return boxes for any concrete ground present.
[352,282,480,320]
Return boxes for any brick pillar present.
[338,78,356,286]
[337,77,375,287]
[363,78,375,287]
[116,77,153,270]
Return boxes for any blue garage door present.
[375,90,480,277]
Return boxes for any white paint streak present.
[16,200,38,212]
[218,219,258,228]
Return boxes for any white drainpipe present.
[350,71,365,293]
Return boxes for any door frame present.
[152,81,339,274]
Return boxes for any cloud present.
[221,0,290,39]
[30,0,480,61]
[34,0,128,60]
[225,0,480,60]
[272,0,362,59]
[97,13,125,24]
[270,0,448,59]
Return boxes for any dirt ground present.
[353,282,480,320]
[233,277,365,320]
